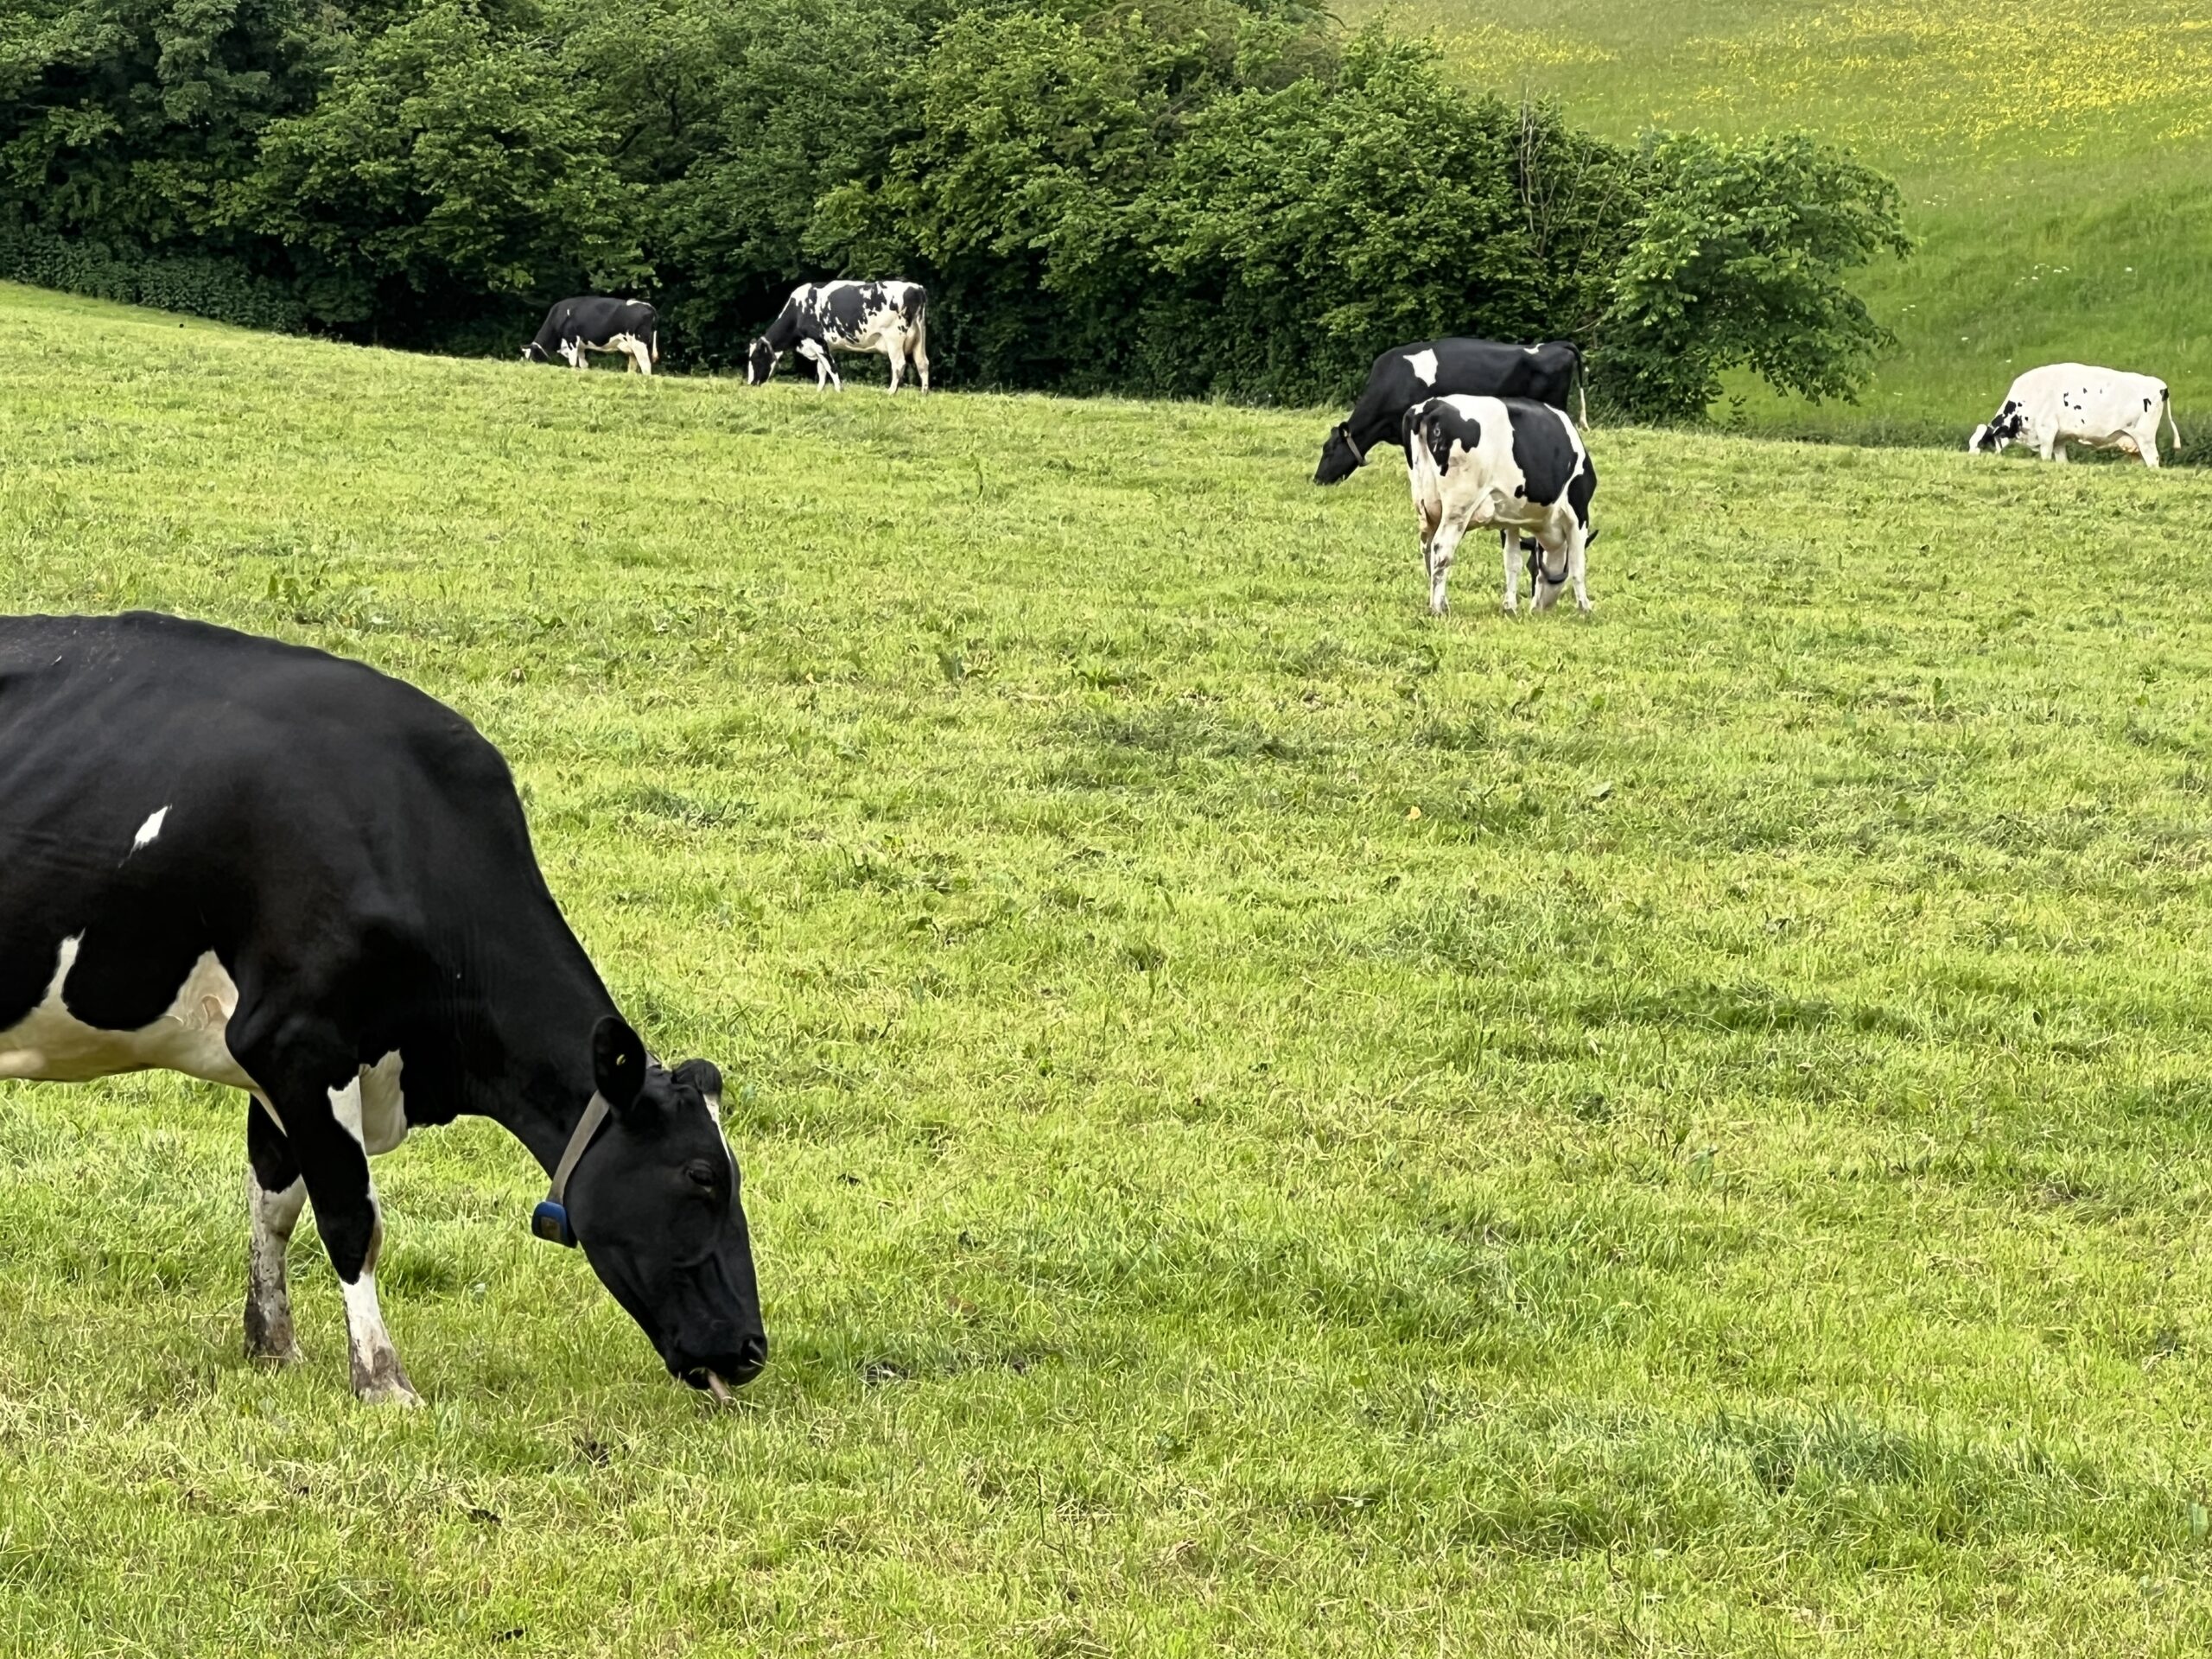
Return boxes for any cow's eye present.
[683,1160,719,1191]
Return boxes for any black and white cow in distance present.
[523,296,659,374]
[747,281,930,392]
[1968,363,2180,466]
[1314,338,1586,486]
[1404,396,1596,616]
[0,613,764,1403]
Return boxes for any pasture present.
[1350,0,2212,445]
[4,282,2212,1653]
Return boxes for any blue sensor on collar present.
[531,1091,613,1249]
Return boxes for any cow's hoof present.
[244,1311,302,1365]
[357,1379,423,1407]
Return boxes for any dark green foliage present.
[0,0,1909,412]
[1599,130,1914,421]
[245,1,646,339]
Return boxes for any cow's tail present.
[651,322,660,365]
[1569,341,1589,429]
[1405,404,1445,522]
[2164,385,2181,453]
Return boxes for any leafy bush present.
[0,225,305,329]
[1599,131,1913,422]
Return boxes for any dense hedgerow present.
[0,0,1908,413]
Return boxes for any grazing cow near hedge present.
[1968,363,2180,466]
[1314,339,1586,486]
[1404,396,1597,616]
[0,613,766,1404]
[523,297,659,374]
[747,281,930,392]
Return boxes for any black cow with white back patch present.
[747,281,930,392]
[0,613,764,1403]
[523,296,659,374]
[1314,339,1585,486]
[1403,395,1597,615]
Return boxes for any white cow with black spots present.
[1969,364,2180,466]
[1404,396,1598,616]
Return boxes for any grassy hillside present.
[8,284,2212,1652]
[1348,0,2212,444]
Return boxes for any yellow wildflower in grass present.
[1689,1,2212,163]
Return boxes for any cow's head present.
[521,341,549,364]
[746,338,777,386]
[1313,423,1363,484]
[1969,401,2023,454]
[566,1016,767,1396]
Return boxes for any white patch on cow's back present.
[130,806,169,853]
[1407,349,1440,386]
[0,938,253,1089]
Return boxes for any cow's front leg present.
[798,340,840,391]
[233,1011,418,1404]
[245,1098,305,1363]
[1568,529,1592,615]
[1499,527,1521,615]
[886,342,905,395]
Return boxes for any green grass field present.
[8,282,2212,1652]
[1347,0,2212,444]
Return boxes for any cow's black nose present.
[731,1333,768,1382]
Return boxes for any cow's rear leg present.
[911,319,930,392]
[887,342,905,395]
[231,1010,418,1404]
[245,1099,305,1364]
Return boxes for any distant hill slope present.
[1345,0,2212,446]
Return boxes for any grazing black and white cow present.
[747,281,930,392]
[1968,363,2180,466]
[1403,396,1597,616]
[1314,338,1585,486]
[522,296,659,375]
[0,613,765,1403]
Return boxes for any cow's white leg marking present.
[130,805,169,854]
[2138,421,2162,467]
[912,317,931,392]
[245,1156,307,1363]
[1499,529,1520,615]
[887,337,904,395]
[1569,527,1591,614]
[328,1070,418,1404]
[340,1266,416,1405]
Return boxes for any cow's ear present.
[592,1015,650,1113]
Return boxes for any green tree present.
[1599,130,1912,421]
[245,1,645,333]
[0,0,334,248]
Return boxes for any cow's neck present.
[462,922,621,1180]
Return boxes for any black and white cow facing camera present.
[747,280,931,392]
[0,613,765,1404]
